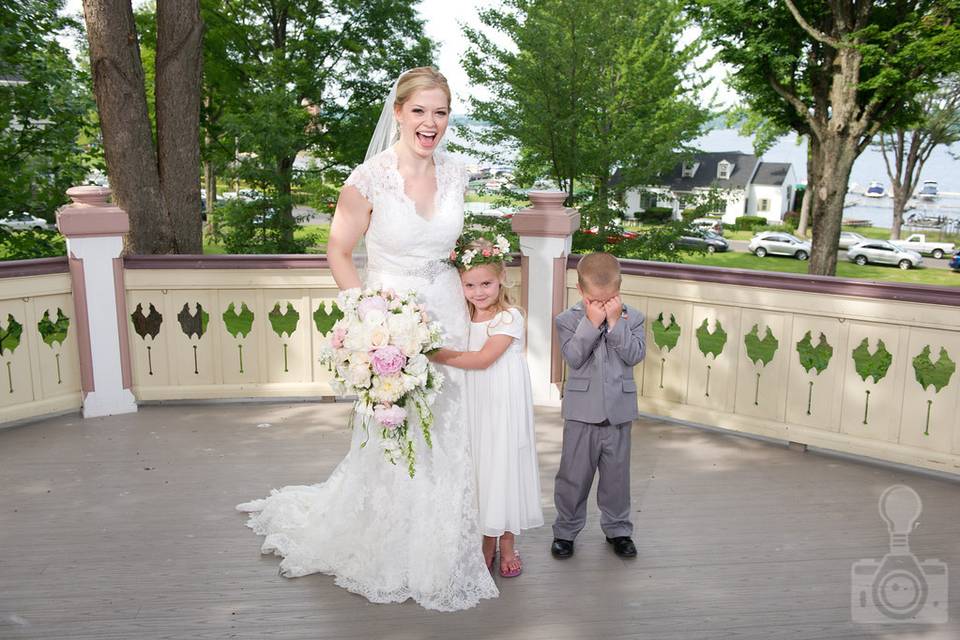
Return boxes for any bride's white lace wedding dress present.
[236,147,499,612]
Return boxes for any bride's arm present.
[327,185,372,290]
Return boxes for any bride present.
[236,67,499,612]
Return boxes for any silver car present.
[0,211,52,231]
[847,240,923,269]
[748,232,811,260]
[838,231,868,249]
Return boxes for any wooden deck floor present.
[1,401,959,640]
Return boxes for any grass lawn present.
[203,225,329,255]
[681,250,960,287]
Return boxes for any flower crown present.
[449,233,512,270]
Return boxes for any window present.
[758,198,770,212]
[717,160,733,180]
[682,162,699,178]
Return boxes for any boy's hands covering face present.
[584,298,607,328]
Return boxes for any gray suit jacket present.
[555,302,645,425]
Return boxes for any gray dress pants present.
[552,419,633,540]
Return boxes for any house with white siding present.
[621,152,797,224]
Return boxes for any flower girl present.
[431,235,543,577]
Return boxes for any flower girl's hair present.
[459,238,524,331]
[396,67,452,110]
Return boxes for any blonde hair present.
[395,67,452,110]
[461,238,522,325]
[577,252,622,292]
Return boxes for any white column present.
[512,191,580,407]
[57,186,138,418]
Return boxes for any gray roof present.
[752,162,792,186]
[661,151,758,191]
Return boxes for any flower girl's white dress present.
[466,308,544,536]
[236,147,498,612]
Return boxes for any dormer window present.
[717,160,733,180]
[682,161,699,178]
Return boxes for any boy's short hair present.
[577,252,622,291]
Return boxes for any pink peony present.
[450,250,457,261]
[330,326,346,348]
[374,403,407,430]
[482,248,492,257]
[370,345,406,376]
[357,295,388,320]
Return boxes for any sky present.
[60,0,736,114]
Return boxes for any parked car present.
[838,231,868,250]
[676,230,729,254]
[747,232,811,260]
[949,251,960,272]
[690,217,724,235]
[582,227,639,244]
[888,233,955,259]
[0,211,52,231]
[847,240,923,270]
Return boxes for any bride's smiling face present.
[394,88,449,158]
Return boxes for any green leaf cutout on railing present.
[696,318,727,359]
[0,314,23,355]
[269,302,300,338]
[852,338,892,384]
[177,303,209,339]
[131,303,163,340]
[313,300,343,336]
[796,331,833,375]
[652,312,681,352]
[912,346,955,393]
[38,309,70,347]
[744,324,778,367]
[223,303,255,339]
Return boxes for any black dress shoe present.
[551,538,574,558]
[606,536,637,558]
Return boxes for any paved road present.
[727,239,954,270]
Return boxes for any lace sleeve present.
[488,308,524,340]
[344,163,373,201]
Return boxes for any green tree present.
[878,75,960,240]
[209,0,433,253]
[689,0,960,275]
[0,0,96,220]
[461,0,709,243]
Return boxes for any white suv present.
[748,232,811,261]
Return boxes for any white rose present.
[368,324,390,348]
[350,350,370,365]
[346,362,372,388]
[406,353,428,377]
[363,309,387,327]
[343,328,367,352]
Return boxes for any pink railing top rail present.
[566,255,960,307]
[0,256,69,278]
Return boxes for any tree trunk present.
[81,0,175,254]
[808,135,858,275]
[797,187,811,237]
[156,0,203,253]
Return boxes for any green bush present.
[0,228,66,260]
[783,210,800,229]
[635,207,673,224]
[733,215,768,230]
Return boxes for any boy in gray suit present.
[551,253,645,559]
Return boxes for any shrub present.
[733,215,768,230]
[0,228,66,260]
[783,210,800,229]
[635,207,673,224]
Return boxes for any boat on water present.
[918,180,939,200]
[865,181,886,198]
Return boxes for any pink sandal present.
[499,550,522,578]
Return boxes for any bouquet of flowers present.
[319,287,445,478]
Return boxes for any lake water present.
[695,128,960,229]
[450,125,960,229]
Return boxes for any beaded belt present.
[367,258,456,283]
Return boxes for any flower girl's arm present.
[429,335,512,370]
[328,185,371,290]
